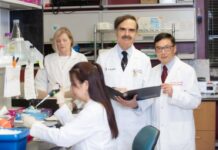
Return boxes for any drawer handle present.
[196,136,201,139]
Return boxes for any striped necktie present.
[121,51,128,71]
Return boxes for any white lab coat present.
[150,56,201,150]
[35,50,87,92]
[30,100,116,150]
[97,44,152,150]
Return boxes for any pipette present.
[35,89,60,109]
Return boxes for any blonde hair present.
[52,27,74,52]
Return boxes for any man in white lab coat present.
[97,14,152,150]
[150,33,201,150]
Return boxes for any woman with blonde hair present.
[35,27,87,99]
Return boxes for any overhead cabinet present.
[100,8,196,42]
[44,8,196,44]
[43,11,100,44]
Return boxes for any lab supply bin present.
[0,128,29,150]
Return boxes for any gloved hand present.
[54,88,65,106]
[22,115,38,128]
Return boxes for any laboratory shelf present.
[0,0,41,10]
[103,3,194,9]
[44,3,193,11]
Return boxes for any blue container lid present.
[0,128,29,141]
[23,112,47,120]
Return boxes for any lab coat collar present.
[56,49,78,58]
[54,50,81,71]
[163,56,182,83]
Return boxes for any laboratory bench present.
[7,97,218,150]
[14,120,65,150]
[202,95,218,101]
[27,141,65,150]
[26,99,216,150]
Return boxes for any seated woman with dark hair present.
[23,62,118,150]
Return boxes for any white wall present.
[0,8,10,43]
[0,8,10,107]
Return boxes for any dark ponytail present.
[69,62,118,138]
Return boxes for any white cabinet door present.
[43,11,100,44]
[101,8,196,42]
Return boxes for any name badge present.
[169,81,183,86]
[105,67,116,71]
[133,69,142,77]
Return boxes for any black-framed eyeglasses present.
[155,45,174,53]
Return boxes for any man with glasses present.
[150,32,201,150]
[97,14,152,150]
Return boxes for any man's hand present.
[162,83,173,97]
[115,95,138,109]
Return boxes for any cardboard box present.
[141,0,158,4]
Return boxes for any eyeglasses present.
[155,45,174,53]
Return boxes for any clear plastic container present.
[7,39,28,61]
[11,20,22,39]
[8,20,28,61]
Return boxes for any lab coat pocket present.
[132,68,144,87]
[104,67,118,86]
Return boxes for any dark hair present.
[69,62,118,138]
[154,32,176,46]
[114,14,138,30]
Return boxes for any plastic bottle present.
[9,19,27,61]
[11,20,22,39]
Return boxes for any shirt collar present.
[116,44,133,59]
[162,56,176,72]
